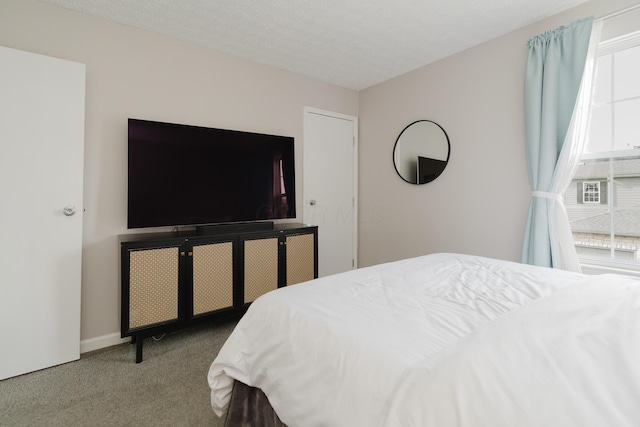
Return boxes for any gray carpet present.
[0,319,237,427]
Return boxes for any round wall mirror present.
[393,120,450,184]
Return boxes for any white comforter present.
[208,253,640,426]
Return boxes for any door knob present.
[63,206,77,216]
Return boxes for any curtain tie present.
[532,191,563,202]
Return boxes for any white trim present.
[579,253,640,273]
[581,261,640,278]
[597,4,640,23]
[581,149,640,160]
[597,29,640,55]
[80,333,129,354]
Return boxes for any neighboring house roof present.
[570,208,640,237]
[572,158,640,180]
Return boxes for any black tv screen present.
[127,119,296,229]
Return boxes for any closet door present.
[0,46,85,380]
[303,107,358,277]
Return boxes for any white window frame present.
[575,30,640,272]
[582,181,600,203]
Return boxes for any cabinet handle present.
[188,252,193,256]
[180,252,186,256]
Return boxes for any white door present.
[0,46,85,380]
[303,107,357,277]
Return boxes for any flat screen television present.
[127,118,296,229]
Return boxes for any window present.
[582,181,601,203]
[566,30,640,267]
[576,180,607,205]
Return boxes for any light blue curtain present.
[522,18,594,269]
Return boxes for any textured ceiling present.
[39,0,590,90]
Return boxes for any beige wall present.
[0,0,358,342]
[357,0,640,267]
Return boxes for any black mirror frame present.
[393,120,451,185]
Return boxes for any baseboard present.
[80,332,129,354]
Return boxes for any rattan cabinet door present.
[285,232,316,285]
[126,245,180,331]
[192,240,234,316]
[242,236,279,303]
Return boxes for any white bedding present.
[207,253,640,426]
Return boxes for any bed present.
[207,252,640,426]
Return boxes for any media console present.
[119,222,318,363]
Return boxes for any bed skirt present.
[224,380,287,427]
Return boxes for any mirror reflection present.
[393,120,450,184]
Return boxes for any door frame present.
[302,106,358,270]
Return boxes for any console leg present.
[135,337,143,363]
